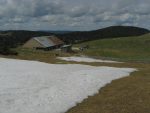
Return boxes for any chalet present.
[23,36,64,50]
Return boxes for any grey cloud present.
[0,0,149,30]
[92,0,150,29]
[0,0,64,17]
[67,6,90,17]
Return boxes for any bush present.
[0,36,18,55]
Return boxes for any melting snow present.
[0,58,135,113]
[57,56,121,63]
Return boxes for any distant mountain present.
[58,26,150,43]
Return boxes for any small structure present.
[79,45,89,51]
[61,45,72,53]
[23,36,64,50]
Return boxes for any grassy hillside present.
[76,33,150,62]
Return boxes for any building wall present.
[61,46,72,53]
[23,39,44,48]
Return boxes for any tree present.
[0,36,17,55]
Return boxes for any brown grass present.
[66,62,150,113]
[0,48,73,64]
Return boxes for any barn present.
[23,36,64,50]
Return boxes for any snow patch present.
[0,58,135,113]
[57,56,121,63]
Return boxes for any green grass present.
[75,33,150,62]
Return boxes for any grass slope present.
[76,33,150,62]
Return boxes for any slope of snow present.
[0,58,135,113]
[57,56,121,63]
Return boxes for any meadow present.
[76,33,150,62]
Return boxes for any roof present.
[61,45,72,48]
[33,36,63,47]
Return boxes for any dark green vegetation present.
[0,33,18,55]
[76,33,150,62]
[0,30,53,45]
[59,26,149,43]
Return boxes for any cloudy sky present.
[0,0,149,31]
